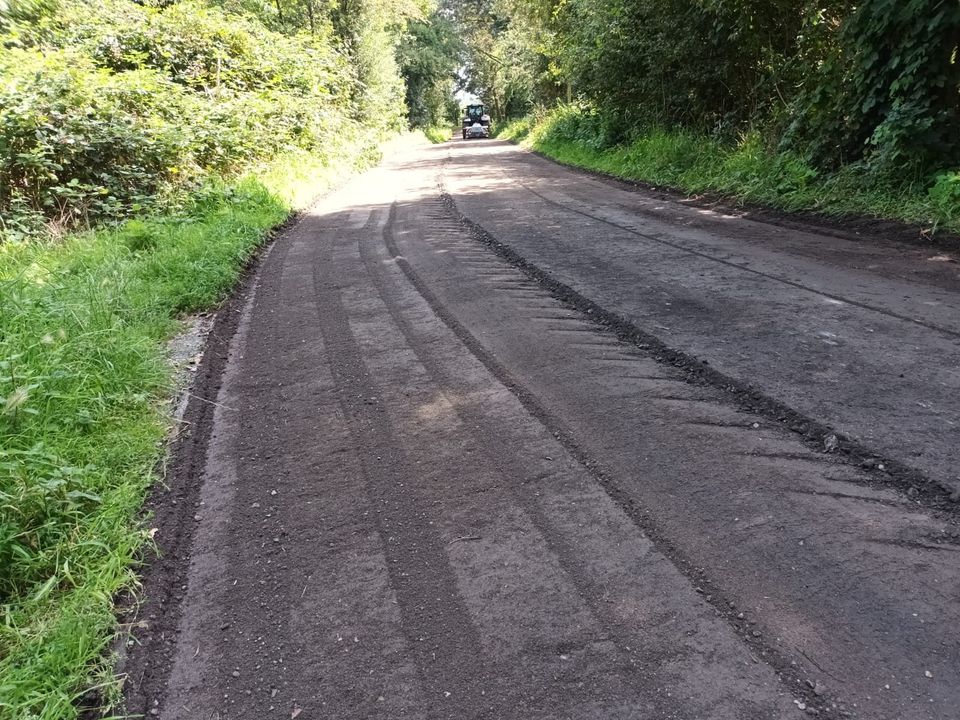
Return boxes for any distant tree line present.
[3,0,955,237]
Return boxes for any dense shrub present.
[465,0,960,183]
[0,0,388,239]
[787,0,960,175]
[0,50,190,237]
[0,1,415,715]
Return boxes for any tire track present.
[311,211,496,719]
[384,178,960,719]
[360,199,800,718]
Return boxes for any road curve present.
[123,138,960,720]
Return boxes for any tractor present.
[462,104,491,139]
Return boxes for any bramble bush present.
[0,0,380,240]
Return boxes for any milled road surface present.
[124,138,960,720]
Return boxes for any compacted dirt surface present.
[123,138,960,720]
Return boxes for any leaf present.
[31,574,59,602]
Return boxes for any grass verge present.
[0,144,380,719]
[423,125,453,144]
[498,109,960,236]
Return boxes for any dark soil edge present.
[500,136,960,254]
[438,190,960,515]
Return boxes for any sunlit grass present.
[422,125,454,144]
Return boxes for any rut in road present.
[388,166,959,720]
[124,141,959,720]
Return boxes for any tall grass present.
[422,125,453,144]
[0,148,372,719]
[498,107,960,235]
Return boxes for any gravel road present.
[123,138,960,720]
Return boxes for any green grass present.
[0,145,377,719]
[422,125,453,144]
[498,108,960,235]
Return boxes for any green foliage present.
[422,124,452,143]
[397,13,461,127]
[0,0,386,239]
[329,0,422,126]
[928,171,960,229]
[463,0,960,185]
[503,105,960,233]
[788,0,960,174]
[0,50,189,238]
[0,0,414,714]
[445,0,556,120]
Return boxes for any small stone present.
[231,670,240,678]
[823,434,839,453]
[924,670,933,678]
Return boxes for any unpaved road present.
[124,138,960,720]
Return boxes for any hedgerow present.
[500,104,960,234]
[0,0,384,241]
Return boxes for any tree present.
[397,11,462,127]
